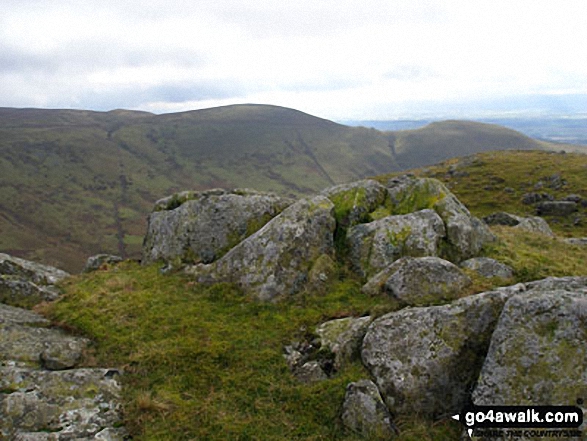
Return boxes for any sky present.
[1,0,586,120]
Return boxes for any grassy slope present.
[0,106,554,271]
[40,150,587,440]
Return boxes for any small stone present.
[341,379,396,438]
[460,257,514,280]
[83,254,123,272]
[294,361,328,383]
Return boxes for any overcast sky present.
[1,0,586,120]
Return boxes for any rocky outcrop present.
[321,179,388,228]
[142,188,293,265]
[341,379,396,439]
[0,254,69,308]
[361,256,471,306]
[460,257,514,280]
[83,254,123,273]
[361,284,524,418]
[386,176,495,261]
[0,303,126,440]
[189,195,336,301]
[347,209,446,279]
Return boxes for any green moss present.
[386,226,412,247]
[390,179,446,215]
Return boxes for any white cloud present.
[0,0,586,118]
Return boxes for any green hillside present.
[0,105,556,271]
[376,150,587,239]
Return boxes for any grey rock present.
[361,287,520,418]
[143,188,293,265]
[483,212,522,226]
[0,254,69,308]
[521,192,553,205]
[189,195,336,301]
[0,279,60,308]
[0,367,124,439]
[515,216,555,237]
[565,194,583,203]
[0,322,89,368]
[541,173,566,190]
[347,209,446,279]
[321,179,388,228]
[0,254,69,285]
[0,303,125,439]
[536,201,578,216]
[294,361,328,383]
[564,237,587,246]
[83,254,123,273]
[460,257,514,279]
[0,303,50,326]
[315,316,372,370]
[386,177,495,261]
[341,379,396,439]
[473,288,587,409]
[362,256,471,306]
[483,212,554,237]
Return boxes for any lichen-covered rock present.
[483,212,554,237]
[386,177,495,261]
[460,257,514,280]
[0,367,124,440]
[0,322,88,369]
[341,379,396,439]
[0,254,69,286]
[189,195,336,301]
[347,209,446,279]
[472,286,587,430]
[0,303,126,439]
[294,361,328,383]
[142,188,293,265]
[321,179,388,228]
[362,256,471,306]
[315,316,372,369]
[0,254,69,308]
[515,216,555,237]
[83,254,123,273]
[361,285,523,418]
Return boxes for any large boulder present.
[341,379,396,439]
[361,285,523,418]
[0,254,69,308]
[473,281,587,412]
[190,195,336,301]
[347,209,446,279]
[142,188,293,265]
[361,256,472,306]
[321,179,388,228]
[386,177,495,261]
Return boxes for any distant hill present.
[0,104,558,271]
